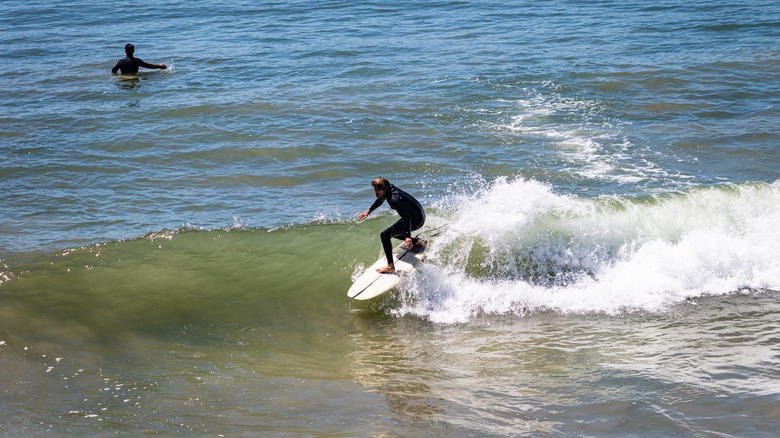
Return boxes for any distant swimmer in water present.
[111,43,167,74]
[358,177,426,274]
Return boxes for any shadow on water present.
[345,308,453,433]
[114,74,141,90]
[112,69,171,92]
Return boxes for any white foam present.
[397,178,780,323]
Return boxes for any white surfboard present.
[347,240,428,300]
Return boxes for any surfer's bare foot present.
[405,238,425,248]
[377,264,395,274]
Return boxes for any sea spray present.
[396,179,780,323]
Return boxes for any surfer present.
[111,43,167,74]
[358,177,425,274]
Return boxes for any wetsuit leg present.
[379,215,425,265]
[380,219,411,265]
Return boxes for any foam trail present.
[488,89,681,188]
[397,178,780,323]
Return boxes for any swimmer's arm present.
[137,59,167,70]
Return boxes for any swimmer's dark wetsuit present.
[367,184,426,266]
[111,56,157,74]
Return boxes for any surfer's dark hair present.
[371,177,390,191]
[125,43,135,56]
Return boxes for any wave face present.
[2,180,778,333]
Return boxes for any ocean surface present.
[2,0,780,436]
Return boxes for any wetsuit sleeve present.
[135,58,158,69]
[368,198,384,213]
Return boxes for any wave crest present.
[396,179,780,323]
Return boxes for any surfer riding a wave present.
[358,177,426,274]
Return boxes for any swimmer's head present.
[125,43,135,56]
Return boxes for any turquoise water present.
[2,1,780,436]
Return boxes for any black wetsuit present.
[368,185,426,265]
[112,56,157,74]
